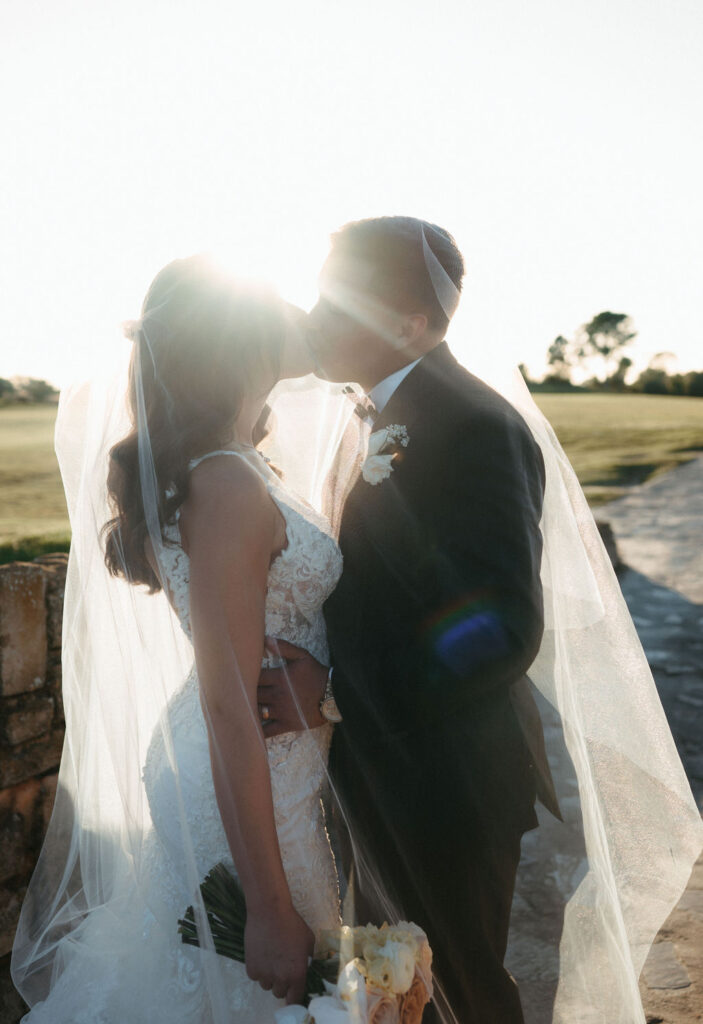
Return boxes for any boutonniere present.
[361,424,410,485]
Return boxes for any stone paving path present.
[601,457,703,1024]
[507,456,703,1024]
[604,456,703,810]
[602,455,703,607]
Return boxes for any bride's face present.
[243,303,314,400]
[277,303,315,380]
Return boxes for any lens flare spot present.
[422,592,510,675]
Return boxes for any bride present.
[11,256,347,1022]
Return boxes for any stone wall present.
[0,554,67,1023]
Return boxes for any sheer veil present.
[10,237,702,1024]
[495,368,702,1019]
[423,224,702,1020]
[10,267,362,1022]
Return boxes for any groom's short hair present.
[329,216,465,331]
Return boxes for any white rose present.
[367,428,391,456]
[306,995,352,1024]
[361,453,395,485]
[274,1006,311,1024]
[336,961,369,1022]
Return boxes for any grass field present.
[535,393,703,505]
[0,404,69,555]
[1,394,703,557]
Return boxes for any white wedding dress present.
[23,449,343,1024]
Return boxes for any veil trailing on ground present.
[421,221,702,1021]
[417,222,703,1015]
[11,241,702,1024]
[491,369,702,1021]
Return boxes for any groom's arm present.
[256,641,328,737]
[405,408,545,713]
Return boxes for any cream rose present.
[366,942,415,995]
[388,923,432,978]
[352,924,382,956]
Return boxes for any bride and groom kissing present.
[14,215,559,1024]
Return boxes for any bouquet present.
[178,863,432,1024]
[297,920,433,1024]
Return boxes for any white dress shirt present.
[367,357,423,416]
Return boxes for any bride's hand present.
[244,901,315,1004]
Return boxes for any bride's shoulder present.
[180,454,280,551]
[188,452,271,512]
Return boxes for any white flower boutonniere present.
[361,424,410,485]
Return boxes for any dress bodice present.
[140,447,342,975]
[158,448,343,666]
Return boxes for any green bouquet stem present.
[178,863,339,1003]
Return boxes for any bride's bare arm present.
[180,457,314,1004]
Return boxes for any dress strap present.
[188,449,252,471]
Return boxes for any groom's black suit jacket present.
[324,345,549,1005]
[326,340,547,826]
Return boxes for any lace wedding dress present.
[23,449,343,1024]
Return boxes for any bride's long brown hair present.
[103,256,284,593]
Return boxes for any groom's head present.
[308,216,464,388]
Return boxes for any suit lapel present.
[337,342,457,555]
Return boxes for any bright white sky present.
[1,0,701,387]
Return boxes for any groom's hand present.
[257,638,328,737]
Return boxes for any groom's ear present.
[398,312,429,349]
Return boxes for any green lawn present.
[534,393,703,505]
[1,395,703,557]
[0,404,70,555]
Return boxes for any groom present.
[258,216,555,1023]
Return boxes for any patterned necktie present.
[343,386,378,425]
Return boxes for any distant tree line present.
[520,312,703,397]
[0,377,59,405]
